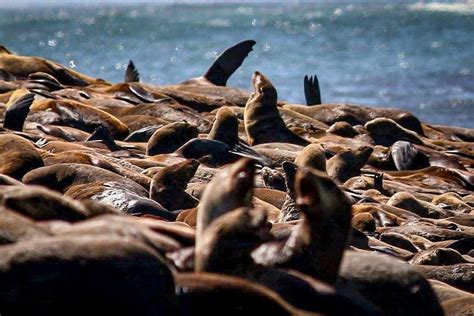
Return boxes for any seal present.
[0,134,44,180]
[0,234,176,316]
[252,167,352,284]
[283,102,424,135]
[0,206,52,245]
[22,163,173,219]
[244,71,310,146]
[149,159,200,211]
[196,158,255,247]
[294,143,327,172]
[326,146,373,183]
[0,45,103,86]
[146,121,198,156]
[30,98,129,139]
[339,251,444,315]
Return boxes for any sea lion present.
[149,159,200,211]
[326,146,373,183]
[327,121,359,138]
[294,143,326,172]
[175,272,306,316]
[196,158,255,245]
[252,167,352,284]
[146,121,198,155]
[244,71,310,146]
[22,163,172,218]
[0,185,113,222]
[339,251,444,316]
[0,235,176,316]
[387,192,453,219]
[29,98,129,139]
[0,134,44,180]
[414,264,474,292]
[0,206,52,245]
[282,103,424,135]
[0,45,102,86]
[365,118,424,147]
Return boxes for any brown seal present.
[149,159,200,211]
[0,45,103,86]
[146,121,198,156]
[244,71,310,146]
[253,167,352,284]
[326,146,373,183]
[339,251,444,315]
[282,102,424,135]
[196,158,255,246]
[0,234,175,316]
[0,134,44,180]
[294,143,327,172]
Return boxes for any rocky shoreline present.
[0,41,473,315]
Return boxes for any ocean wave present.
[408,2,474,14]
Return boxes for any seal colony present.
[0,40,473,316]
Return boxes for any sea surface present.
[0,1,473,127]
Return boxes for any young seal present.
[244,71,310,146]
[149,159,200,211]
[196,158,255,246]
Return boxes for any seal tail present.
[86,126,121,151]
[304,74,321,105]
[4,93,35,131]
[204,40,256,86]
[125,60,140,83]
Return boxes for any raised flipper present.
[304,74,321,105]
[128,84,157,103]
[125,60,140,83]
[4,93,35,131]
[203,39,256,86]
[86,126,121,151]
[229,141,273,167]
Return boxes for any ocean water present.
[0,2,473,127]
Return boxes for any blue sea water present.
[0,2,473,127]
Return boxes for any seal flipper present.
[4,93,35,131]
[125,60,140,83]
[86,126,121,151]
[129,84,157,103]
[228,141,273,167]
[54,67,88,87]
[391,141,429,171]
[203,39,256,86]
[304,74,321,105]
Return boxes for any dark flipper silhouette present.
[4,93,35,131]
[204,40,256,86]
[86,126,121,151]
[125,60,140,83]
[54,67,88,87]
[304,74,321,105]
[128,85,157,103]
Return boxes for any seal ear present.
[304,74,321,105]
[204,40,256,86]
[4,93,35,131]
[125,60,140,83]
